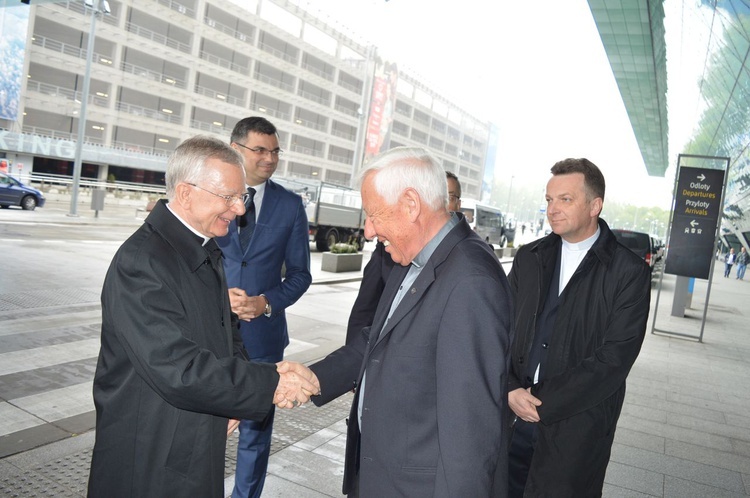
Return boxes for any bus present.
[460,198,507,247]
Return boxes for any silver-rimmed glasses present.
[187,183,250,207]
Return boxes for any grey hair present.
[165,135,244,199]
[357,146,447,211]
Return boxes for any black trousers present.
[508,419,538,498]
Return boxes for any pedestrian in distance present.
[735,246,748,280]
[724,247,736,277]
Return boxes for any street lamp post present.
[69,0,110,216]
[506,175,514,216]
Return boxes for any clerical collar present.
[411,213,459,268]
[166,202,211,246]
[562,226,600,252]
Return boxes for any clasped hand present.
[228,287,266,321]
[274,361,321,409]
[508,387,542,423]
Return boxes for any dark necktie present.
[239,187,256,251]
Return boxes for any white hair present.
[357,146,447,211]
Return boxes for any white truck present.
[273,176,365,251]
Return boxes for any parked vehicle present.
[651,235,665,262]
[611,228,656,269]
[0,172,46,210]
[272,176,365,251]
[459,198,507,247]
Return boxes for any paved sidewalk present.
[1,199,749,496]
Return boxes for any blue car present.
[0,172,46,210]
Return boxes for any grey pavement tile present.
[0,323,100,354]
[743,473,750,495]
[613,428,666,453]
[665,439,750,474]
[293,428,342,452]
[617,414,734,452]
[663,475,749,498]
[626,390,727,423]
[733,439,750,459]
[668,412,750,443]
[719,392,750,409]
[261,474,335,497]
[726,413,750,431]
[310,434,347,465]
[266,444,344,497]
[0,423,73,459]
[602,483,658,497]
[625,379,668,401]
[620,402,668,424]
[0,358,97,400]
[667,391,749,418]
[10,382,93,422]
[0,339,100,377]
[612,444,746,493]
[604,460,664,496]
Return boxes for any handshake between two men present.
[274,360,320,409]
[227,361,319,436]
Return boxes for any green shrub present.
[330,242,359,254]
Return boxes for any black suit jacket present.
[312,217,513,497]
[88,200,279,498]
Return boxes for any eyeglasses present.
[448,194,461,202]
[187,183,250,207]
[233,142,284,157]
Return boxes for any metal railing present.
[248,102,291,121]
[254,73,295,92]
[203,16,253,45]
[199,51,249,75]
[258,42,298,64]
[125,21,192,53]
[156,0,194,18]
[301,62,334,81]
[31,35,114,67]
[194,85,245,106]
[120,61,187,89]
[26,80,109,108]
[114,102,182,124]
[30,172,166,195]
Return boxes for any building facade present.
[0,0,492,199]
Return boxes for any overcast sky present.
[302,0,696,208]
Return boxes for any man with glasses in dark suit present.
[217,117,312,498]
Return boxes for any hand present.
[508,387,542,423]
[227,418,240,436]
[228,288,267,321]
[274,361,321,409]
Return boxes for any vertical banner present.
[364,61,398,163]
[0,0,30,121]
[665,164,726,279]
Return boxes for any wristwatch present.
[260,294,272,317]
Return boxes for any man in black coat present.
[88,136,319,498]
[507,158,651,497]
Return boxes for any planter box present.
[321,252,363,273]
